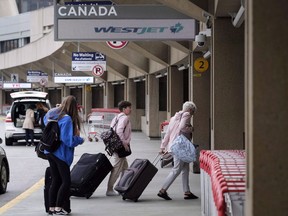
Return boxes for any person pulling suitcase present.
[157,101,199,201]
[106,101,132,196]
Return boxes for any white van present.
[4,91,51,146]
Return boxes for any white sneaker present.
[106,190,119,196]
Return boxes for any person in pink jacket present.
[158,101,198,200]
[106,101,132,196]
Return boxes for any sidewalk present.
[1,131,201,216]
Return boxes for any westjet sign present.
[58,19,195,40]
[55,5,196,41]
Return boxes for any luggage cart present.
[87,115,105,142]
[87,108,121,142]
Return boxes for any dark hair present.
[118,101,132,112]
[59,95,81,134]
[29,104,36,109]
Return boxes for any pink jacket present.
[160,111,193,152]
[110,113,132,145]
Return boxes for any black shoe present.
[47,210,54,215]
[184,193,198,200]
[157,191,172,200]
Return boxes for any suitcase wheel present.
[122,197,126,200]
[95,137,99,142]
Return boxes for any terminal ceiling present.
[2,0,242,87]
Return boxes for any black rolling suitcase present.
[70,153,113,198]
[114,158,158,202]
[44,167,71,213]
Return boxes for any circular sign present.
[39,78,48,86]
[194,57,209,73]
[92,65,104,77]
[106,41,129,49]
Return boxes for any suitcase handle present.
[152,152,167,166]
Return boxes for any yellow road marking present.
[0,178,44,215]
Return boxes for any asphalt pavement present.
[0,126,201,216]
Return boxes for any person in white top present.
[22,104,36,146]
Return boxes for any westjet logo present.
[94,23,184,34]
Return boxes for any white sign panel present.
[54,76,94,83]
[58,19,196,41]
[3,83,32,89]
[27,70,48,83]
[72,52,106,71]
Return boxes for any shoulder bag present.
[170,134,196,163]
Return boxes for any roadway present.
[0,120,201,215]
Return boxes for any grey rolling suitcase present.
[114,158,158,202]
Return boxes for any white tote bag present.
[170,134,196,163]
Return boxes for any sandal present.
[157,191,172,200]
[184,193,198,200]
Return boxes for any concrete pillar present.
[245,0,288,215]
[83,85,92,121]
[105,82,114,108]
[192,52,211,150]
[62,86,70,100]
[146,74,159,138]
[126,78,139,130]
[212,18,245,149]
[0,89,3,114]
[0,0,18,17]
[168,66,184,117]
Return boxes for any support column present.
[212,18,244,149]
[245,0,288,215]
[105,82,114,108]
[0,0,18,17]
[126,78,139,130]
[62,85,70,99]
[83,85,92,121]
[146,74,159,138]
[168,66,184,117]
[192,52,211,150]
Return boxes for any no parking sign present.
[106,41,128,49]
[92,65,104,77]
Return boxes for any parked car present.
[0,138,9,194]
[5,91,51,146]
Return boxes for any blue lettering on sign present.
[94,23,184,34]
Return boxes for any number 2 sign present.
[194,57,209,73]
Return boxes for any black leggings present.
[47,154,70,208]
[25,129,34,144]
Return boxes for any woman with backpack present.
[44,96,84,215]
